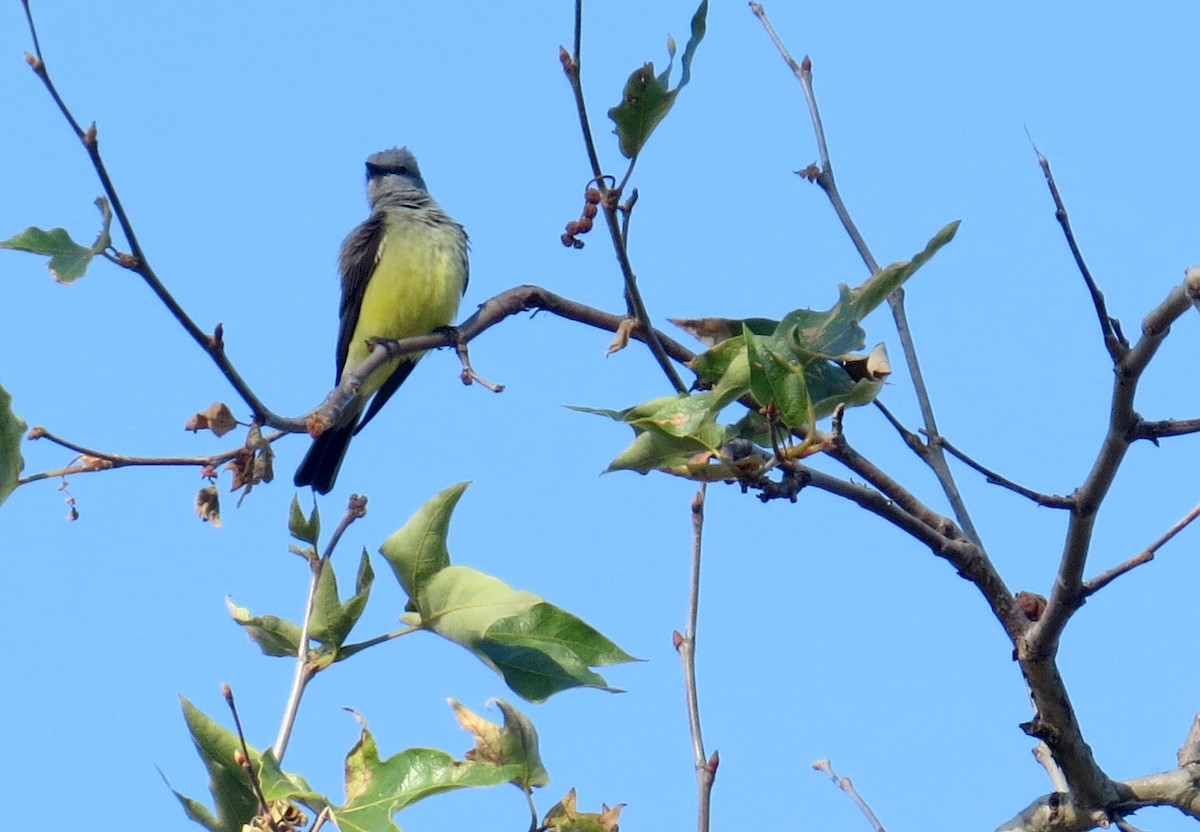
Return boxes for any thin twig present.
[452,333,505,392]
[1033,742,1069,793]
[749,3,982,549]
[523,787,539,832]
[21,6,279,425]
[812,759,886,832]
[1083,498,1200,596]
[824,409,1028,642]
[933,434,1074,509]
[309,808,332,832]
[18,425,284,484]
[1133,417,1200,442]
[562,2,688,394]
[273,495,367,760]
[222,684,274,827]
[871,399,925,456]
[1114,817,1147,832]
[1032,142,1128,361]
[675,484,714,832]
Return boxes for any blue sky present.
[3,2,1200,830]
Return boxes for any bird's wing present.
[335,211,389,380]
[354,357,418,434]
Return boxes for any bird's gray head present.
[364,147,428,205]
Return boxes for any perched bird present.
[294,147,468,494]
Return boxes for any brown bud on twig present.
[558,46,577,77]
[796,163,821,182]
[672,630,683,650]
[1015,591,1047,621]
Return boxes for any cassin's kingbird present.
[294,147,468,494]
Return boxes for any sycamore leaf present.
[450,698,550,790]
[671,315,777,347]
[227,599,301,658]
[378,481,467,603]
[332,714,521,832]
[607,0,708,158]
[169,698,322,832]
[381,486,636,701]
[287,495,320,546]
[310,550,374,653]
[543,788,626,832]
[0,197,113,283]
[850,220,960,318]
[0,384,26,507]
[185,402,238,437]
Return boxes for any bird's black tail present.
[294,420,356,494]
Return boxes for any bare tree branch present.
[21,5,279,426]
[1032,143,1129,360]
[19,424,281,483]
[1084,498,1200,596]
[675,484,714,832]
[1033,279,1197,656]
[812,759,887,832]
[999,767,1200,831]
[932,434,1074,510]
[1132,416,1200,441]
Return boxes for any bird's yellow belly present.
[346,218,466,399]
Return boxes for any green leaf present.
[332,716,522,832]
[850,220,960,318]
[776,285,865,359]
[543,788,625,832]
[311,550,374,653]
[476,634,612,703]
[605,427,716,477]
[450,698,550,790]
[408,564,543,643]
[170,698,322,832]
[405,566,636,702]
[288,495,320,545]
[227,599,301,658]
[0,197,113,283]
[378,481,468,603]
[383,487,636,699]
[607,0,708,158]
[480,604,640,702]
[746,330,814,429]
[671,315,777,348]
[0,385,26,507]
[488,603,636,668]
